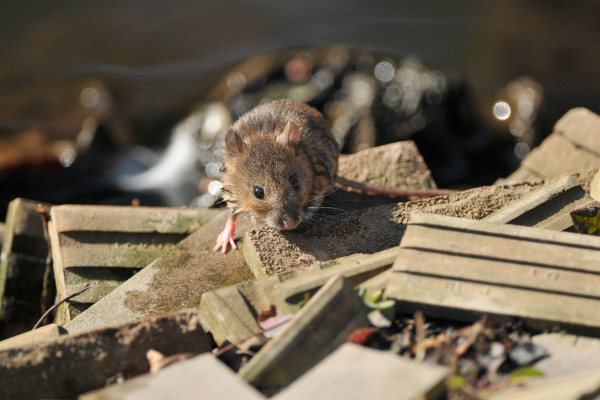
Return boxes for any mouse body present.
[214,99,339,252]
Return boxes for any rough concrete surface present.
[501,107,600,183]
[64,211,255,334]
[0,310,211,399]
[337,140,437,191]
[274,343,449,400]
[243,181,544,276]
[80,353,265,400]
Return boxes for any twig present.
[32,283,91,330]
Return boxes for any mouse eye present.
[289,175,300,190]
[253,186,264,200]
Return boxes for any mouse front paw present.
[213,229,236,253]
[213,213,238,253]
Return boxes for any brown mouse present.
[214,99,456,253]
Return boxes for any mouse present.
[214,99,456,253]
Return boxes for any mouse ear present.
[277,120,301,147]
[225,129,246,159]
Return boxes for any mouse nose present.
[278,214,300,230]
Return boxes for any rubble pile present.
[2,108,600,399]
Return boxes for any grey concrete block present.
[238,275,369,389]
[0,310,211,399]
[79,353,265,400]
[243,182,544,277]
[387,213,600,334]
[337,141,437,192]
[489,369,600,400]
[64,211,255,335]
[500,108,600,184]
[0,323,66,351]
[0,198,52,337]
[484,174,599,231]
[199,247,398,345]
[532,333,600,381]
[274,343,449,400]
[49,204,222,323]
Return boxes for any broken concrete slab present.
[274,343,449,400]
[337,141,437,192]
[483,174,599,231]
[199,247,398,345]
[0,323,66,351]
[489,369,600,400]
[501,108,600,184]
[387,213,600,334]
[238,275,369,390]
[532,333,600,381]
[80,353,265,400]
[0,198,52,338]
[0,309,211,399]
[49,205,222,324]
[243,181,544,277]
[64,211,255,335]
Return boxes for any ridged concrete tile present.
[387,213,600,334]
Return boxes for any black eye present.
[289,175,299,189]
[253,186,264,199]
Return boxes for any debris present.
[238,275,368,390]
[64,211,255,334]
[80,353,266,400]
[484,174,599,231]
[387,213,600,334]
[0,310,211,399]
[199,247,397,345]
[49,204,222,323]
[273,343,449,400]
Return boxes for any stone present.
[0,198,52,338]
[337,141,437,192]
[531,333,600,380]
[243,181,544,277]
[489,370,600,400]
[49,205,222,324]
[64,211,255,335]
[238,275,368,389]
[500,107,600,183]
[483,174,599,231]
[0,323,66,351]
[199,247,398,345]
[274,343,449,400]
[79,353,265,400]
[0,310,211,399]
[387,213,600,334]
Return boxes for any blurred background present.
[2,0,600,216]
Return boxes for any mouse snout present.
[278,214,300,230]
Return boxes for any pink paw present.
[213,213,238,253]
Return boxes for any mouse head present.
[222,120,315,230]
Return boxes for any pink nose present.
[279,215,299,230]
